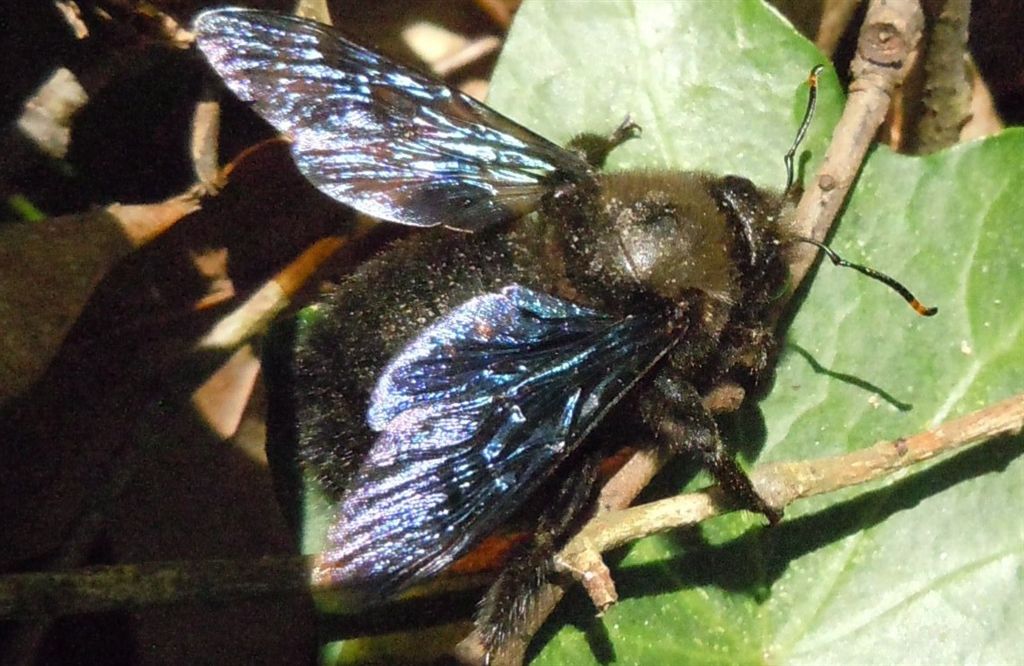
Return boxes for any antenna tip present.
[911,300,938,317]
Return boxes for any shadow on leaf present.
[786,342,913,411]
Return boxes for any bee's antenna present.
[796,236,938,316]
[784,65,824,195]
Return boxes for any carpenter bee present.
[192,6,935,657]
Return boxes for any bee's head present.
[708,174,793,299]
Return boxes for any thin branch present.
[55,1,89,39]
[432,36,502,78]
[0,557,315,618]
[560,392,1024,570]
[190,96,221,189]
[911,0,972,153]
[815,0,863,56]
[197,235,348,351]
[789,0,924,284]
[1,394,1019,626]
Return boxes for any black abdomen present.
[281,227,559,499]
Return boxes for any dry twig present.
[557,392,1024,594]
[911,0,972,152]
[815,0,863,56]
[789,0,924,283]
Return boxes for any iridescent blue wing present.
[316,285,675,593]
[192,8,591,231]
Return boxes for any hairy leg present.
[639,372,781,523]
[475,448,604,655]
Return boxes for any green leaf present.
[489,0,841,188]
[267,0,1022,662]
[487,1,1023,665]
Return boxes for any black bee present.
[192,7,934,656]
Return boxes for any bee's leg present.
[639,373,782,524]
[474,449,604,657]
[566,116,642,168]
[721,324,778,389]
